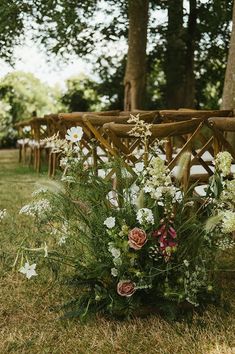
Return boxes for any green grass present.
[0,149,235,354]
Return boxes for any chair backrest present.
[208,117,235,159]
[159,109,232,122]
[103,118,215,188]
[58,110,121,121]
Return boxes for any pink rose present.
[117,280,136,297]
[128,227,147,250]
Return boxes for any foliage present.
[11,125,235,321]
[0,1,233,109]
[61,75,102,112]
[0,0,32,62]
[0,71,61,147]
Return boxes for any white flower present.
[111,268,118,277]
[184,260,189,267]
[108,242,121,259]
[19,262,37,279]
[60,157,68,168]
[65,126,83,143]
[134,162,144,173]
[137,208,154,225]
[104,216,116,229]
[58,236,68,246]
[221,210,235,233]
[0,209,7,220]
[32,187,48,197]
[215,152,232,177]
[19,199,51,217]
[61,175,76,183]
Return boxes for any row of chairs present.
[15,109,235,190]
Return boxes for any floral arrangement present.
[12,123,235,320]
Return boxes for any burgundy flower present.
[168,226,177,238]
[117,280,136,297]
[128,227,147,250]
[152,224,178,259]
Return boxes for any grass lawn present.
[0,149,235,354]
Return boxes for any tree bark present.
[183,0,197,108]
[124,0,149,111]
[221,0,235,149]
[166,0,185,109]
[221,0,235,110]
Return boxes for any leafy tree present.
[0,71,61,146]
[61,75,101,112]
[0,0,233,111]
[0,0,31,61]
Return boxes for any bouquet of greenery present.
[14,125,235,320]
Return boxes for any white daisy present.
[65,126,83,143]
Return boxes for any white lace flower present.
[104,216,116,229]
[19,199,51,217]
[65,126,83,143]
[137,208,154,225]
[32,187,48,197]
[221,210,235,233]
[19,262,37,279]
[215,152,232,177]
[0,209,7,220]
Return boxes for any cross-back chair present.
[159,109,232,122]
[103,118,216,190]
[208,117,235,160]
[15,119,33,164]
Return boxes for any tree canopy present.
[0,0,233,110]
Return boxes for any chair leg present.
[19,146,22,163]
[36,148,41,173]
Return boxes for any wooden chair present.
[208,117,235,159]
[15,120,32,164]
[103,118,215,190]
[82,111,160,175]
[159,109,232,122]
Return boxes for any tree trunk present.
[183,0,197,108]
[221,0,235,149]
[124,0,149,111]
[166,0,185,109]
[221,0,235,110]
